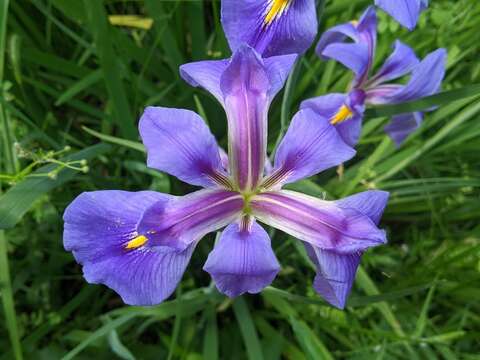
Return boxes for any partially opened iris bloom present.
[302,7,446,146]
[64,45,389,309]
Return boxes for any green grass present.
[1,0,480,358]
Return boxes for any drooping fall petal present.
[204,220,280,297]
[63,191,195,306]
[221,0,317,57]
[316,7,377,86]
[305,190,389,308]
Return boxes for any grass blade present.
[83,0,136,139]
[0,231,23,360]
[82,126,145,153]
[233,298,264,360]
[202,305,219,360]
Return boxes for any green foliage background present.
[0,0,479,358]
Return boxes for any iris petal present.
[221,0,317,57]
[180,49,296,106]
[379,48,447,103]
[316,7,377,86]
[304,190,389,308]
[63,190,195,306]
[139,107,227,188]
[266,108,355,187]
[138,189,244,250]
[322,43,370,80]
[250,190,387,253]
[305,245,361,309]
[204,220,280,297]
[180,46,295,191]
[369,40,419,85]
[384,112,424,146]
[180,60,229,104]
[220,46,270,190]
[375,0,424,31]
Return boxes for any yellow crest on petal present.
[331,105,353,125]
[264,0,291,26]
[125,235,148,249]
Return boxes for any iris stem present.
[0,1,23,359]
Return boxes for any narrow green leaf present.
[262,292,333,360]
[167,287,182,360]
[0,2,23,357]
[413,281,437,338]
[290,318,334,360]
[108,328,136,360]
[0,231,23,360]
[55,69,102,106]
[0,0,9,80]
[61,313,136,360]
[376,100,480,182]
[83,0,136,139]
[233,298,264,360]
[202,305,219,360]
[144,0,184,73]
[82,126,144,153]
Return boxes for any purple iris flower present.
[302,7,446,147]
[221,0,318,57]
[63,45,389,309]
[375,0,429,30]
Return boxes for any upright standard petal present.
[180,60,229,104]
[263,53,298,99]
[315,23,358,59]
[300,93,347,119]
[139,107,229,188]
[321,43,370,80]
[250,190,387,253]
[384,112,424,146]
[316,7,377,86]
[138,189,244,250]
[369,40,419,86]
[263,109,355,188]
[63,191,195,306]
[304,190,389,308]
[204,219,280,297]
[221,0,317,57]
[180,52,296,106]
[375,0,425,30]
[220,45,270,191]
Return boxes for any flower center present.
[241,191,257,215]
